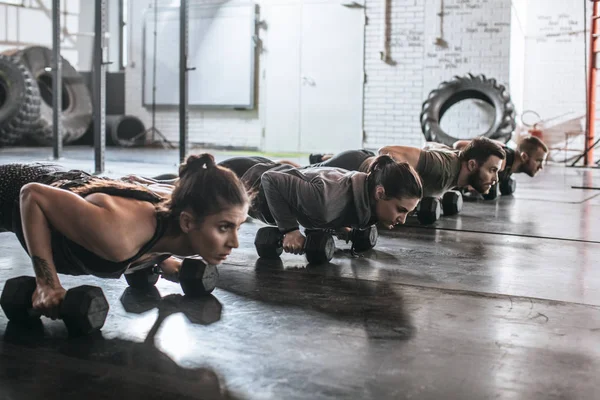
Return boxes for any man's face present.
[467,155,503,194]
[520,147,547,177]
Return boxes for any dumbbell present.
[482,182,499,200]
[0,276,109,336]
[124,256,218,297]
[335,225,379,252]
[441,190,463,216]
[416,197,441,225]
[499,176,517,195]
[254,226,336,264]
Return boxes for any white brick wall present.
[363,0,511,148]
[125,0,263,149]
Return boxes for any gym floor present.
[1,147,599,400]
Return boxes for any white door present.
[262,4,302,152]
[263,1,365,153]
[298,2,365,153]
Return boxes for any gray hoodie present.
[260,166,373,233]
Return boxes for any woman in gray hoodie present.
[220,155,423,255]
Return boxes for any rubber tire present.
[420,73,516,146]
[15,46,92,145]
[106,115,146,147]
[0,54,41,146]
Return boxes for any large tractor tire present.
[14,46,92,145]
[420,73,516,146]
[0,54,41,146]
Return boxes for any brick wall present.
[363,0,512,149]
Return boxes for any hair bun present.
[179,153,216,178]
[369,154,395,172]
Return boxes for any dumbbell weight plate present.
[417,197,441,225]
[61,285,110,336]
[179,256,219,297]
[124,267,160,289]
[352,225,379,252]
[254,226,283,259]
[442,191,463,216]
[0,276,39,325]
[304,231,336,264]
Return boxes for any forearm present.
[261,173,301,233]
[146,183,174,196]
[19,190,61,288]
[123,174,159,185]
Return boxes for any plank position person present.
[0,154,248,318]
[307,136,506,199]
[452,135,547,194]
[217,155,423,254]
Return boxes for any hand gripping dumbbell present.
[335,225,379,252]
[124,255,219,297]
[0,276,109,336]
[254,226,336,264]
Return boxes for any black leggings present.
[308,150,375,172]
[0,163,66,232]
[218,156,274,179]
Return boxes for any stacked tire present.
[0,54,40,146]
[0,46,92,146]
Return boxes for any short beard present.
[467,168,488,194]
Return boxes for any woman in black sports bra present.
[0,153,248,319]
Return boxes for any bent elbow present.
[19,183,42,204]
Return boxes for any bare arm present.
[19,183,156,316]
[20,183,154,265]
[377,145,422,168]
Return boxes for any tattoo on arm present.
[32,256,56,288]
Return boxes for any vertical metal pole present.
[118,0,124,70]
[179,0,189,163]
[93,0,108,174]
[52,0,62,159]
[585,1,600,166]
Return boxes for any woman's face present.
[185,204,249,265]
[374,189,420,229]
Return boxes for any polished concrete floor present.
[1,146,600,400]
